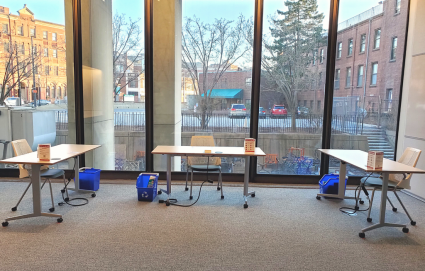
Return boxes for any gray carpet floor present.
[1,181,425,271]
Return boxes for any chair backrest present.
[265,154,278,164]
[390,147,421,189]
[188,136,221,166]
[11,139,48,178]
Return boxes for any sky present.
[1,0,382,29]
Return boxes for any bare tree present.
[113,13,144,100]
[0,40,43,105]
[182,15,250,129]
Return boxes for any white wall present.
[397,0,425,198]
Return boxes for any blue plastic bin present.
[319,174,347,195]
[77,168,101,191]
[136,173,159,202]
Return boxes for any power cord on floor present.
[58,157,89,207]
[339,172,373,216]
[159,157,213,207]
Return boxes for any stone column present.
[153,0,182,171]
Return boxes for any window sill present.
[369,84,377,88]
[336,57,341,60]
[389,59,396,63]
[372,48,380,51]
[347,55,353,58]
[394,12,400,16]
[359,52,365,55]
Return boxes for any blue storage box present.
[136,173,159,202]
[77,168,101,191]
[319,174,347,195]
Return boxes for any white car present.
[4,97,21,106]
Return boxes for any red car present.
[270,105,288,118]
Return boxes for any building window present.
[2,24,8,34]
[246,78,252,86]
[337,42,342,58]
[17,25,23,36]
[30,28,35,37]
[44,48,48,57]
[43,31,48,39]
[334,69,340,89]
[4,42,9,52]
[20,43,25,54]
[346,67,351,87]
[303,100,307,107]
[53,49,57,58]
[386,88,393,111]
[371,62,378,85]
[45,65,49,75]
[320,49,324,63]
[313,51,317,65]
[391,37,397,61]
[129,79,137,88]
[52,33,57,41]
[360,34,366,53]
[395,0,401,14]
[357,65,364,87]
[347,39,353,56]
[54,66,59,76]
[374,29,381,49]
[317,100,321,111]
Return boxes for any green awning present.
[201,89,243,99]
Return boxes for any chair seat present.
[361,177,401,189]
[189,165,221,172]
[41,169,65,179]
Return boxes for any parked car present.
[270,105,287,118]
[229,104,247,118]
[297,106,310,115]
[259,107,267,118]
[28,99,51,107]
[4,97,21,106]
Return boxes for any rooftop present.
[338,4,383,32]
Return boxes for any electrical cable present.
[159,157,213,207]
[339,172,374,216]
[58,156,89,207]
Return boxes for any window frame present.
[52,32,57,41]
[371,62,378,86]
[43,31,48,40]
[334,68,340,89]
[360,34,366,53]
[347,39,353,56]
[357,65,364,87]
[391,37,397,61]
[337,42,342,58]
[53,49,58,58]
[374,29,381,49]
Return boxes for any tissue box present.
[367,151,383,170]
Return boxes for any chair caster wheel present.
[217,187,221,191]
[61,189,65,193]
[165,201,170,206]
[411,221,416,226]
[2,221,9,227]
[402,227,409,233]
[367,218,372,222]
[359,232,365,238]
[158,190,162,195]
[58,202,64,206]
[189,196,193,200]
[11,207,17,212]
[64,197,69,202]
[392,207,397,212]
[251,193,255,197]
[316,196,321,200]
[359,200,364,204]
[221,195,224,199]
[57,218,63,223]
[244,203,248,209]
[185,187,189,191]
[49,208,55,212]
[91,193,96,198]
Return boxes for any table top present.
[152,145,266,157]
[319,149,425,174]
[0,144,101,165]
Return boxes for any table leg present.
[317,160,357,200]
[360,172,407,236]
[3,164,63,225]
[67,156,96,195]
[159,154,172,205]
[243,156,255,208]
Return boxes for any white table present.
[0,144,100,225]
[318,149,425,236]
[152,146,266,208]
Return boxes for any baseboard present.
[401,190,425,203]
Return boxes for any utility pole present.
[31,36,37,107]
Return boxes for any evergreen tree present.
[263,0,325,130]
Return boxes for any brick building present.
[297,0,407,114]
[0,5,67,103]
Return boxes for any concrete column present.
[66,0,115,170]
[153,0,182,171]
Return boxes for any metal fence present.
[56,110,371,135]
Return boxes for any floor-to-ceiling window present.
[256,0,330,175]
[329,0,409,175]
